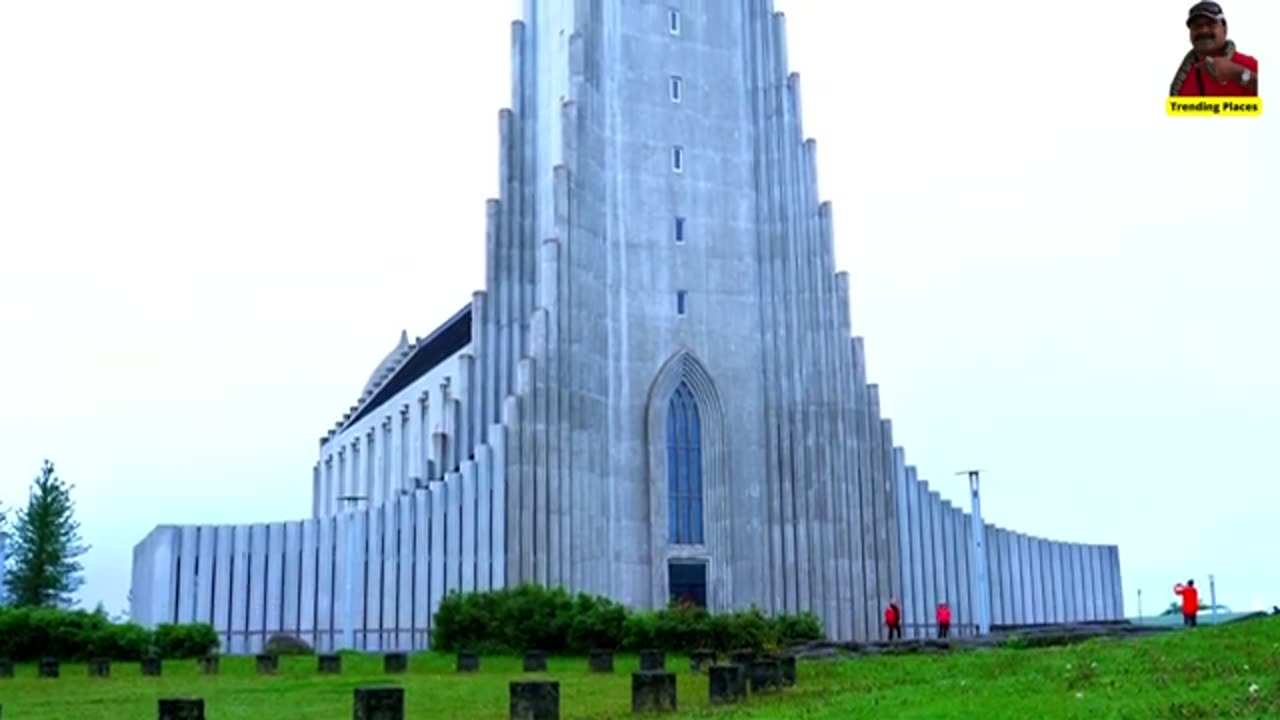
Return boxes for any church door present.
[667,560,708,609]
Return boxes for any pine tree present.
[7,460,89,608]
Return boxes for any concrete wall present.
[895,474,1124,637]
[131,425,506,654]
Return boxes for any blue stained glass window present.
[666,381,704,545]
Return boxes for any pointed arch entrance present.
[645,351,730,610]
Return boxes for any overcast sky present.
[1,1,1276,619]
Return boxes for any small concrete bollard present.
[0,658,15,678]
[588,648,614,673]
[141,656,163,677]
[353,686,404,720]
[509,680,560,720]
[729,649,755,667]
[88,658,111,677]
[689,649,716,673]
[708,664,747,705]
[776,654,797,687]
[38,657,59,678]
[522,650,548,672]
[157,698,205,720]
[748,658,781,693]
[631,671,677,713]
[256,653,279,675]
[639,649,665,672]
[318,653,343,674]
[456,650,479,673]
[198,654,219,675]
[383,652,408,674]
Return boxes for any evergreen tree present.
[0,499,9,605]
[7,460,89,608]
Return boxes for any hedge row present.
[0,607,219,662]
[432,584,824,654]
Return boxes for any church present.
[131,1,1125,651]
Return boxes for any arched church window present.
[666,381,704,544]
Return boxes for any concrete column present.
[998,530,1015,625]
[893,451,913,637]
[246,524,267,652]
[447,471,464,594]
[1069,543,1085,621]
[276,522,296,637]
[1045,539,1058,624]
[748,0,778,616]
[1093,545,1108,620]
[917,481,937,636]
[517,358,536,584]
[475,445,493,592]
[852,338,874,635]
[1111,546,1125,619]
[315,518,334,652]
[868,406,891,618]
[380,501,399,649]
[905,469,926,638]
[983,525,1000,626]
[821,213,848,641]
[362,507,383,652]
[388,412,403,497]
[194,526,216,626]
[929,491,946,632]
[1028,536,1044,624]
[394,499,413,650]
[460,460,478,592]
[175,526,197,623]
[428,482,446,627]
[296,520,317,648]
[411,491,429,649]
[1083,544,1099,620]
[880,420,901,623]
[489,423,508,590]
[939,502,957,625]
[494,110,513,409]
[1060,542,1076,622]
[955,509,972,635]
[502,396,523,585]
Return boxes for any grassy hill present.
[1,616,1276,718]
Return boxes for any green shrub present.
[154,623,220,658]
[0,606,216,661]
[431,584,825,654]
[262,633,314,656]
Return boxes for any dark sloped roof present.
[330,303,472,438]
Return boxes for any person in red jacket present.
[1170,2,1259,97]
[884,600,902,641]
[1174,579,1200,627]
[936,601,952,639]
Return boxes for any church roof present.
[361,330,412,398]
[324,303,472,444]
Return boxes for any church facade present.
[130,1,1125,652]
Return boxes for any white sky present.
[0,1,1276,619]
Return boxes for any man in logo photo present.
[1170,2,1258,96]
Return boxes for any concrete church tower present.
[129,1,1126,651]
[487,0,870,639]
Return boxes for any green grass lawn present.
[2,617,1278,719]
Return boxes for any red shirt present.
[1175,51,1258,96]
[884,606,899,625]
[1175,584,1199,615]
[937,606,952,624]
